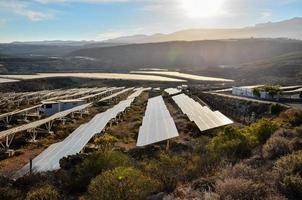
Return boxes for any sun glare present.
[179,0,225,18]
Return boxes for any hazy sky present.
[0,0,301,42]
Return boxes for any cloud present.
[0,1,54,21]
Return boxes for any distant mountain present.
[9,40,97,46]
[104,17,302,43]
[0,42,126,57]
[70,38,302,70]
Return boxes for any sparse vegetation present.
[1,85,302,200]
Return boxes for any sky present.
[0,0,301,42]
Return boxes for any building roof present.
[57,99,85,103]
[42,101,59,104]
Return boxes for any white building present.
[40,99,85,116]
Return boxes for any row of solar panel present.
[172,93,233,131]
[15,88,149,177]
[136,96,179,147]
[164,88,181,95]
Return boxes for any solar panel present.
[79,87,119,101]
[127,87,151,99]
[164,88,181,95]
[0,103,92,140]
[136,96,179,147]
[98,87,133,102]
[172,93,233,132]
[15,89,144,177]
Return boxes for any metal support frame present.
[0,133,16,149]
[45,120,54,133]
[28,128,38,142]
[2,115,12,125]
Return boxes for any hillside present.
[1,39,302,85]
[70,38,302,70]
[200,51,302,84]
[0,42,125,57]
[105,17,302,43]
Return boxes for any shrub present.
[94,134,118,151]
[192,152,221,176]
[0,187,23,200]
[144,153,187,192]
[14,173,51,192]
[279,108,302,127]
[207,126,250,158]
[270,104,284,115]
[245,119,279,145]
[273,150,302,199]
[273,129,297,138]
[215,178,268,200]
[60,151,131,192]
[223,163,259,180]
[87,167,159,200]
[25,185,60,200]
[263,136,292,159]
[282,174,302,198]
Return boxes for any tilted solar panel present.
[172,94,233,132]
[14,90,143,178]
[137,96,179,147]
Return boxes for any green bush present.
[88,167,159,200]
[207,126,251,158]
[144,153,187,192]
[245,118,279,145]
[60,151,131,192]
[273,150,302,199]
[94,134,118,151]
[263,136,292,159]
[25,185,60,200]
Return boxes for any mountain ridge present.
[104,17,302,43]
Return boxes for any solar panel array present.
[164,88,181,95]
[0,87,104,110]
[98,87,133,102]
[79,87,122,101]
[127,87,151,99]
[15,88,144,177]
[136,96,179,147]
[0,103,92,140]
[172,94,233,132]
[0,104,42,121]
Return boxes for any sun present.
[179,0,225,18]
